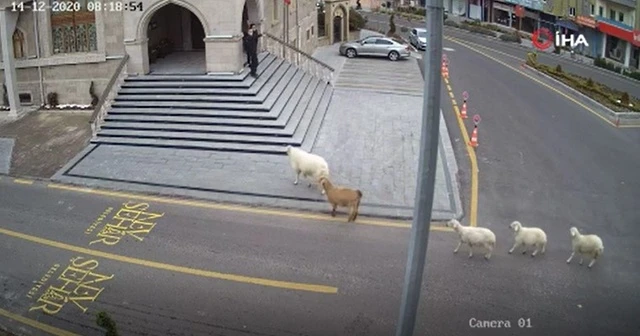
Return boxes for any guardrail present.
[261,32,335,85]
[89,54,129,136]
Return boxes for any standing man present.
[244,23,262,77]
[242,21,250,66]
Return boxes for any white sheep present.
[286,145,330,194]
[446,219,496,260]
[508,221,547,257]
[567,227,604,268]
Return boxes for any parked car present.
[338,36,411,61]
[409,28,427,50]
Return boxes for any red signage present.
[575,16,596,29]
[597,21,640,47]
[514,5,524,18]
[284,0,290,5]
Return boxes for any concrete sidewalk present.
[53,41,463,221]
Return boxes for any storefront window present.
[605,35,624,62]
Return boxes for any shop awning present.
[597,21,640,47]
[556,19,579,32]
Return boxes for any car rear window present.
[391,38,405,45]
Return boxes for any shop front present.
[490,1,538,33]
[574,15,600,58]
[597,18,640,69]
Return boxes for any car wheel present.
[388,51,399,61]
[346,48,357,58]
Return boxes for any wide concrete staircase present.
[92,51,334,155]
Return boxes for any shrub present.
[46,92,58,107]
[444,20,459,28]
[465,25,497,37]
[586,77,594,87]
[89,81,99,106]
[388,13,396,35]
[400,26,409,33]
[499,32,521,43]
[349,8,367,31]
[555,64,563,73]
[625,71,640,80]
[620,92,630,106]
[2,84,8,106]
[526,52,537,66]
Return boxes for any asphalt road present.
[363,11,640,98]
[2,160,640,336]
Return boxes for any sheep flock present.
[446,219,604,269]
[284,146,605,269]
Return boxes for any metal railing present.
[90,54,129,136]
[261,32,335,85]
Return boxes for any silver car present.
[338,36,411,61]
[409,28,427,50]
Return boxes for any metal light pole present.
[395,0,444,335]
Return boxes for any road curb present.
[523,64,640,126]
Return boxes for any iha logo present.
[532,28,589,50]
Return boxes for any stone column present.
[124,38,149,75]
[623,41,631,68]
[601,33,606,58]
[204,35,243,75]
[0,8,19,117]
[181,8,192,51]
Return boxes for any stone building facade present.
[0,0,324,116]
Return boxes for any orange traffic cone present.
[460,100,468,119]
[469,125,478,148]
[441,60,449,78]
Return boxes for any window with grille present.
[51,0,97,54]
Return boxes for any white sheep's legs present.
[541,243,546,254]
[579,257,584,265]
[293,170,300,185]
[508,242,520,254]
[588,257,597,268]
[467,243,474,258]
[531,247,539,257]
[484,243,493,260]
[566,251,575,264]
[453,241,462,254]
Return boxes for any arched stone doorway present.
[146,3,206,74]
[325,0,349,44]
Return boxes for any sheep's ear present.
[514,225,519,232]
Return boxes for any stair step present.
[111,65,301,112]
[96,129,303,146]
[122,55,275,89]
[101,75,320,136]
[115,62,292,104]
[299,84,333,149]
[129,53,270,82]
[118,58,285,96]
[90,138,291,155]
[106,109,278,120]
[105,115,284,127]
[283,81,327,135]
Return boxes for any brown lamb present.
[319,177,363,222]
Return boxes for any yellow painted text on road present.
[47,183,453,232]
[88,201,164,246]
[26,263,60,300]
[29,256,114,315]
[0,227,339,294]
[442,76,479,227]
[0,308,79,336]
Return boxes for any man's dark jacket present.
[244,31,262,55]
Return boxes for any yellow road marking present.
[446,37,640,128]
[46,183,454,232]
[14,178,34,185]
[0,308,79,336]
[442,76,479,227]
[0,227,339,294]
